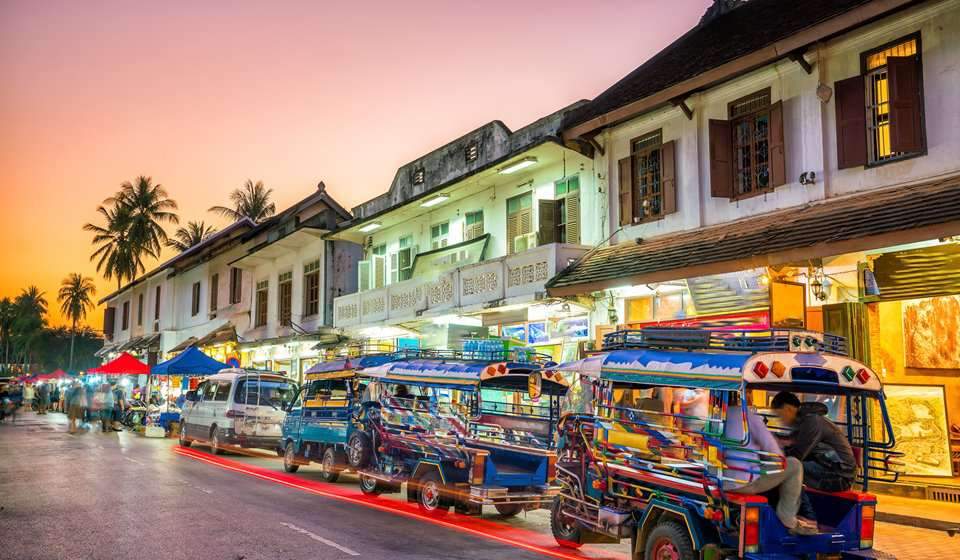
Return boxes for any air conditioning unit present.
[513,232,538,253]
[398,246,416,281]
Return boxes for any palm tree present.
[108,175,179,259]
[0,298,15,372]
[209,179,276,223]
[57,274,97,371]
[84,203,139,289]
[166,221,217,252]
[13,286,47,369]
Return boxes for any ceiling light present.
[498,157,538,174]
[420,194,449,208]
[358,222,382,233]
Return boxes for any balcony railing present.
[333,242,588,328]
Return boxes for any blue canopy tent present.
[151,346,227,376]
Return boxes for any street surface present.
[1,412,956,560]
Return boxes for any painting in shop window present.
[883,384,953,477]
[502,324,526,342]
[527,322,549,345]
[903,295,960,369]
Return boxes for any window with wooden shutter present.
[618,156,633,226]
[137,293,144,326]
[104,307,116,340]
[190,283,200,317]
[859,35,924,166]
[768,101,786,188]
[303,259,320,317]
[660,140,677,215]
[229,267,242,304]
[564,194,580,244]
[209,273,219,316]
[278,271,292,326]
[154,286,161,321]
[506,192,532,254]
[538,199,557,245]
[728,89,776,197]
[464,210,484,240]
[255,280,268,327]
[709,119,733,198]
[835,75,868,169]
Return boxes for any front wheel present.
[319,447,343,483]
[178,423,191,448]
[283,441,300,473]
[415,471,450,517]
[644,521,695,560]
[358,473,383,496]
[209,428,223,455]
[551,496,583,549]
[347,432,372,469]
[494,503,523,517]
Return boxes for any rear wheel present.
[283,441,300,473]
[416,471,450,517]
[494,503,523,517]
[347,432,372,468]
[644,521,695,560]
[319,447,342,483]
[358,473,383,496]
[209,427,223,455]
[551,496,583,549]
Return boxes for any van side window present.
[203,382,217,401]
[214,381,231,402]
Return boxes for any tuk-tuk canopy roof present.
[557,349,883,393]
[304,355,397,380]
[359,359,563,390]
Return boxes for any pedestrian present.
[66,382,85,434]
[98,383,114,433]
[112,383,126,431]
[22,383,35,412]
[51,384,61,413]
[84,382,95,425]
[38,382,51,415]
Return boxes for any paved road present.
[0,413,551,560]
[2,411,956,560]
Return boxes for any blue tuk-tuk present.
[281,353,399,481]
[346,349,567,516]
[550,327,900,559]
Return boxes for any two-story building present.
[330,105,600,361]
[548,0,960,484]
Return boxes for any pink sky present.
[0,0,708,327]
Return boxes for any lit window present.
[729,90,772,196]
[864,38,919,164]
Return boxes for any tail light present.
[225,410,245,418]
[770,361,786,378]
[856,368,871,384]
[742,507,760,554]
[753,362,769,379]
[841,365,857,382]
[860,504,875,548]
[547,452,557,482]
[471,451,488,485]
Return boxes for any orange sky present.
[0,0,707,329]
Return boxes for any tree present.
[209,179,276,223]
[84,203,139,288]
[57,273,97,371]
[108,176,179,259]
[166,221,217,252]
[12,286,47,369]
[0,298,14,372]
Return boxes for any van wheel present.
[283,441,300,473]
[416,471,449,517]
[347,432,372,468]
[359,473,382,496]
[178,423,191,448]
[551,496,583,549]
[644,521,695,560]
[319,447,341,483]
[210,427,223,455]
[494,503,523,517]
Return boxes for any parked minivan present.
[179,369,297,454]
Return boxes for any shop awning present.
[116,333,161,353]
[88,352,150,376]
[194,323,237,348]
[547,176,960,297]
[94,343,117,358]
[151,346,227,376]
[34,369,70,381]
[169,337,199,354]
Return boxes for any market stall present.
[150,346,227,432]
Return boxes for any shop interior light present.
[498,157,538,174]
[419,194,449,208]
[358,221,382,233]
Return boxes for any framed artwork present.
[884,384,953,476]
[527,322,549,344]
[770,280,806,328]
[501,324,526,342]
[903,295,960,369]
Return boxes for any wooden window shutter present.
[834,75,868,169]
[708,119,733,198]
[887,56,924,154]
[617,156,634,226]
[769,101,786,187]
[104,307,116,340]
[565,195,580,244]
[660,140,677,215]
[506,213,519,255]
[519,208,532,235]
[538,199,557,245]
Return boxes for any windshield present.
[234,378,296,410]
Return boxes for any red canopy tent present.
[34,369,69,381]
[87,352,149,376]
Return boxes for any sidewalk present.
[876,494,960,535]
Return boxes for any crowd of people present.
[1,379,138,434]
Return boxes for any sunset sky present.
[0,0,708,328]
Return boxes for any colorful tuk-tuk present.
[550,328,899,560]
[346,349,567,516]
[280,353,399,481]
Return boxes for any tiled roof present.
[546,176,960,296]
[563,0,881,131]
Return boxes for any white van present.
[179,369,296,454]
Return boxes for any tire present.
[551,496,583,549]
[644,521,695,560]
[358,473,383,496]
[283,441,300,473]
[415,470,450,517]
[494,503,523,517]
[347,432,372,469]
[210,427,223,455]
[319,447,341,483]
[178,423,191,448]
